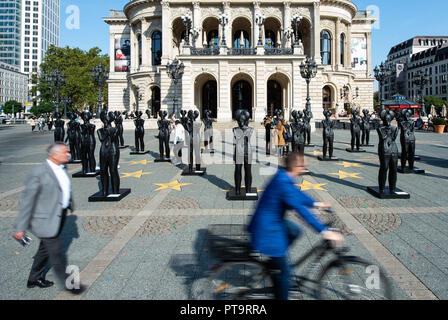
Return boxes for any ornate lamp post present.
[181,13,193,47]
[255,13,265,46]
[60,97,72,120]
[190,27,200,48]
[218,13,229,47]
[291,13,302,46]
[412,70,429,117]
[91,64,109,117]
[46,70,66,113]
[300,57,318,112]
[166,58,185,117]
[374,62,392,113]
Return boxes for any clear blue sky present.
[60,0,448,70]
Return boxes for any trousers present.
[266,220,302,300]
[28,209,68,289]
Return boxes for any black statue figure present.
[202,109,215,152]
[303,109,313,146]
[157,110,171,160]
[79,111,97,175]
[290,110,306,156]
[377,110,399,194]
[97,111,120,196]
[65,112,81,162]
[347,110,365,152]
[319,110,338,161]
[53,112,65,142]
[145,109,151,119]
[180,109,205,174]
[361,109,372,146]
[231,109,256,199]
[133,111,145,152]
[397,109,424,174]
[114,111,125,148]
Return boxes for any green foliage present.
[373,91,379,108]
[30,101,55,116]
[2,100,24,114]
[424,96,448,114]
[433,117,447,126]
[38,45,109,113]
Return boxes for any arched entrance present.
[194,73,218,119]
[322,85,332,111]
[151,86,161,118]
[267,80,282,116]
[231,81,252,118]
[202,80,217,118]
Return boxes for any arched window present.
[233,30,250,48]
[340,33,345,66]
[207,30,219,48]
[151,31,162,66]
[137,34,142,66]
[320,30,331,65]
[265,30,276,48]
[322,86,332,110]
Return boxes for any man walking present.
[13,142,84,293]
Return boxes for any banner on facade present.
[396,63,405,81]
[114,36,131,72]
[351,37,367,71]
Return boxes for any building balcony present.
[227,48,257,55]
[190,47,220,56]
[265,48,293,56]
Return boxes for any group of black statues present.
[52,103,423,202]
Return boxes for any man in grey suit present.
[13,142,83,293]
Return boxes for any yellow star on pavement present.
[121,170,153,179]
[130,159,153,165]
[308,150,323,156]
[335,161,362,168]
[328,170,362,180]
[296,180,328,191]
[153,180,192,191]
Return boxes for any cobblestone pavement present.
[0,124,447,300]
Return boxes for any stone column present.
[255,60,266,121]
[366,32,372,77]
[193,1,201,48]
[347,23,352,69]
[141,18,150,69]
[253,1,260,49]
[312,1,321,64]
[335,18,341,69]
[283,2,291,48]
[130,23,137,72]
[218,60,231,121]
[223,1,231,49]
[161,1,171,64]
[110,32,115,72]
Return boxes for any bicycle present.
[192,209,392,300]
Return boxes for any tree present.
[2,100,24,114]
[373,91,379,108]
[30,102,55,116]
[424,96,448,114]
[38,45,109,113]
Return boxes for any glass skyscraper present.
[0,0,22,67]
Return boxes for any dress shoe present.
[27,279,54,288]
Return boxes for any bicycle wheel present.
[208,261,274,300]
[316,257,392,300]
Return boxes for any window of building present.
[340,33,345,66]
[320,30,332,65]
[151,31,162,66]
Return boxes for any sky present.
[60,0,448,70]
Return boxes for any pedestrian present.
[262,115,273,155]
[275,120,286,156]
[13,142,85,294]
[29,117,36,131]
[171,120,184,165]
[283,119,292,155]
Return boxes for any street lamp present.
[291,14,302,46]
[45,69,66,113]
[190,27,200,48]
[374,62,392,113]
[166,58,185,117]
[412,70,429,117]
[91,64,109,117]
[181,13,193,47]
[255,13,265,46]
[300,57,318,112]
[218,13,229,47]
[60,97,72,120]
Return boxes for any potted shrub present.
[433,117,446,133]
